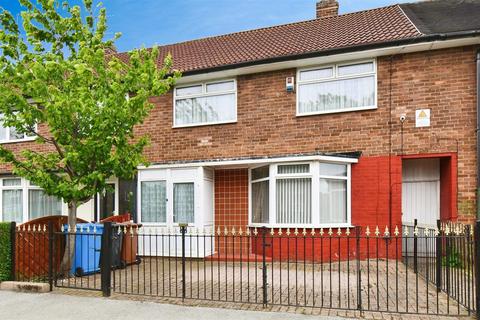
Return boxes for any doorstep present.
[0,281,50,293]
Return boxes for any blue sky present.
[1,0,415,52]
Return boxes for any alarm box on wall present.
[286,76,295,92]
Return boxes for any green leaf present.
[0,0,180,210]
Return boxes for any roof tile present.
[115,5,421,74]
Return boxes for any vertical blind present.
[173,183,194,223]
[250,162,349,226]
[276,178,312,224]
[277,164,310,174]
[175,94,235,125]
[141,181,166,223]
[28,190,62,220]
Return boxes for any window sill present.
[0,137,37,144]
[172,120,237,129]
[296,106,377,117]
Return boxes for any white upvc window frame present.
[137,168,199,228]
[318,163,351,227]
[249,165,270,225]
[248,161,352,228]
[296,59,378,117]
[173,79,237,128]
[0,123,38,144]
[0,177,66,223]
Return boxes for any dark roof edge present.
[398,3,430,34]
[147,151,363,167]
[182,31,480,76]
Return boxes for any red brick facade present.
[133,45,479,224]
[1,45,478,235]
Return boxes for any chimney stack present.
[316,0,339,19]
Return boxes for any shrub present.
[442,247,463,269]
[0,222,12,281]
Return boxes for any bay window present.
[174,80,237,127]
[0,178,63,223]
[2,179,23,223]
[249,161,351,227]
[319,163,348,224]
[28,189,62,220]
[251,166,269,224]
[297,61,376,116]
[276,164,312,224]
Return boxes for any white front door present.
[402,158,440,227]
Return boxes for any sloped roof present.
[114,1,480,75]
[115,5,420,74]
[400,0,480,34]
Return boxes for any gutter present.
[182,30,480,77]
[477,49,480,219]
[139,151,362,170]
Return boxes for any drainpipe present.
[477,49,480,219]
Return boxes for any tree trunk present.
[59,201,77,277]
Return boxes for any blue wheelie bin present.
[64,223,104,276]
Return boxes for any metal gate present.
[6,221,479,317]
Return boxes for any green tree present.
[0,0,179,273]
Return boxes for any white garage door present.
[402,158,440,227]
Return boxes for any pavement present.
[0,291,343,320]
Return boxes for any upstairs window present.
[0,115,37,143]
[297,61,376,116]
[174,80,237,127]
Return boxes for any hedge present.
[0,222,12,281]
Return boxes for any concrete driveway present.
[0,291,343,320]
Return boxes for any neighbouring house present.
[1,0,479,258]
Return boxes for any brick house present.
[0,1,479,258]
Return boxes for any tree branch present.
[50,139,76,179]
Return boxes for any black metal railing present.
[108,224,475,316]
[402,220,476,315]
[6,220,479,317]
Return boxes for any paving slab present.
[0,291,343,320]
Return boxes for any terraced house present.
[1,0,480,258]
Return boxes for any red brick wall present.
[0,46,478,222]
[133,45,479,222]
[351,156,402,229]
